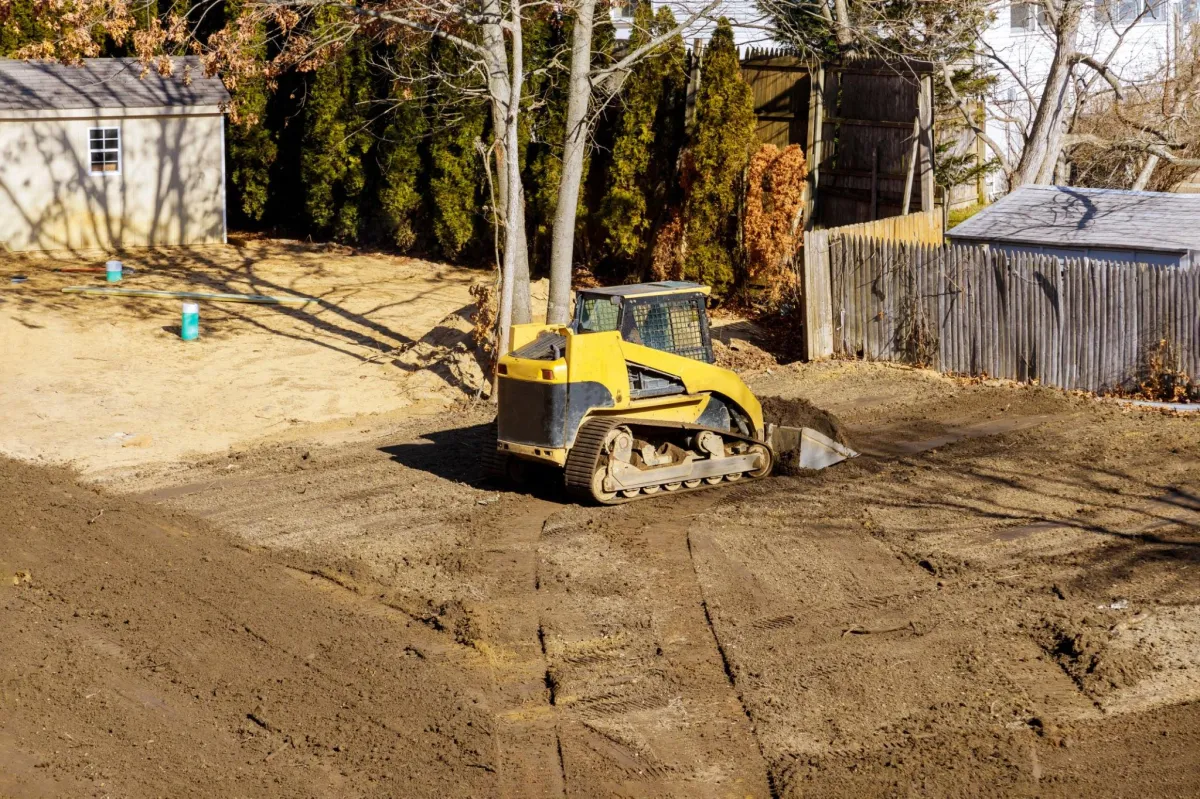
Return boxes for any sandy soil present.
[0,238,514,475]
[3,250,1199,797]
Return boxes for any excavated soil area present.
[4,360,1200,798]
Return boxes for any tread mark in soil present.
[689,532,783,799]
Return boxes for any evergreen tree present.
[598,2,686,271]
[300,28,372,240]
[682,18,755,296]
[224,0,276,224]
[376,86,428,250]
[425,40,489,259]
[521,11,570,266]
[0,0,53,55]
[428,103,486,259]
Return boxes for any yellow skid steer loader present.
[487,281,855,503]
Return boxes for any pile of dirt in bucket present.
[759,396,852,476]
[759,395,850,445]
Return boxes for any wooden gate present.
[737,53,936,231]
[808,59,936,229]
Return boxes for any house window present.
[88,127,120,174]
[1095,0,1166,24]
[1180,0,1198,22]
[1010,1,1047,30]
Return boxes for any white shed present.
[0,57,229,252]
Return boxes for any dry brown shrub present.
[650,210,686,281]
[572,266,602,289]
[469,281,497,367]
[744,144,807,299]
[1131,339,1197,402]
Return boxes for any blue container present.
[181,302,200,341]
[105,260,122,282]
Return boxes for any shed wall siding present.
[0,112,225,251]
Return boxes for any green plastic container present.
[181,302,199,341]
[105,260,122,282]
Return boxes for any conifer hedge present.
[0,2,775,300]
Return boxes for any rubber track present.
[481,422,509,481]
[564,417,773,505]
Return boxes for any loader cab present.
[573,281,715,364]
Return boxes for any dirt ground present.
[0,237,534,474]
[3,244,1200,797]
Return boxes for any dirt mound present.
[391,308,490,399]
[0,456,497,797]
[713,338,778,373]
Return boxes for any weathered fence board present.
[802,209,943,358]
[824,236,1199,393]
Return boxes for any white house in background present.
[981,0,1196,192]
[610,0,782,49]
[0,57,229,252]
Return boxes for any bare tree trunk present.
[832,0,856,52]
[511,185,531,323]
[489,102,533,324]
[546,0,596,324]
[1013,8,1080,185]
[497,2,524,358]
[482,0,532,327]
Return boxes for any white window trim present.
[87,126,121,177]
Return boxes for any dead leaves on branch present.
[743,143,806,300]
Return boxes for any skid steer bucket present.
[767,424,858,471]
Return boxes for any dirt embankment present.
[0,455,498,799]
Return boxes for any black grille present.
[496,377,566,447]
[625,296,713,362]
[512,332,566,360]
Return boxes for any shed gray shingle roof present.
[946,185,1200,254]
[0,57,229,111]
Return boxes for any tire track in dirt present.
[535,490,774,797]
[467,497,569,798]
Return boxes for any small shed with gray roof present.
[946,185,1200,268]
[0,57,229,251]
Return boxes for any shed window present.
[88,127,120,174]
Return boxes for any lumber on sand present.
[61,286,313,305]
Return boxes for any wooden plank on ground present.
[62,286,314,305]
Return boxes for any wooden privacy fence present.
[802,209,944,358]
[818,236,1200,392]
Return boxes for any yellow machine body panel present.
[495,283,765,468]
